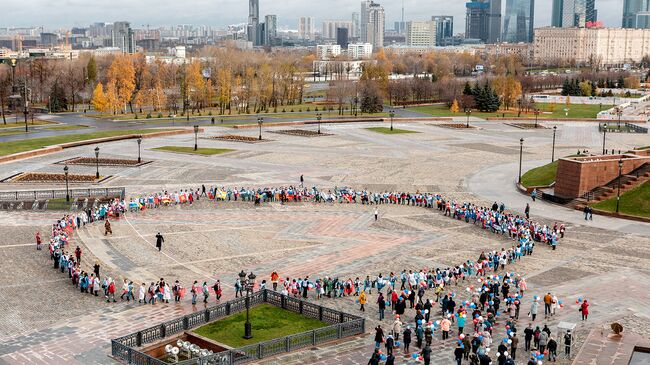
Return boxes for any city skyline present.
[2,0,623,33]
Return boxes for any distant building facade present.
[111,21,135,53]
[466,0,502,44]
[551,0,597,28]
[405,21,437,48]
[502,0,534,43]
[431,16,454,46]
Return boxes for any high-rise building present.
[551,0,597,27]
[337,27,350,48]
[431,16,454,45]
[352,12,360,40]
[265,15,277,45]
[299,17,316,40]
[466,0,501,44]
[361,1,385,48]
[248,0,260,45]
[623,0,650,28]
[348,43,374,59]
[405,21,437,47]
[502,0,534,43]
[323,20,354,39]
[112,21,135,53]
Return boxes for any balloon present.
[412,353,418,359]
[497,352,501,357]
[380,355,387,361]
[538,361,543,365]
[504,351,509,356]
[459,334,465,339]
[507,339,512,344]
[424,309,429,314]
[395,341,401,347]
[417,320,423,325]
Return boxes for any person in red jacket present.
[107,279,117,303]
[580,300,589,321]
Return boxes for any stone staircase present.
[569,163,650,209]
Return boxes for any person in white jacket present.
[138,283,146,304]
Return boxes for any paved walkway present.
[465,160,650,237]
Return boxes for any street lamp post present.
[193,125,199,151]
[94,146,100,179]
[616,159,623,213]
[64,165,70,202]
[257,117,264,140]
[518,138,524,184]
[23,80,29,133]
[137,138,142,163]
[389,109,395,131]
[465,109,471,128]
[551,126,557,162]
[534,109,540,129]
[616,108,623,129]
[316,113,322,134]
[239,270,256,339]
[602,123,607,155]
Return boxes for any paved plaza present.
[0,120,649,365]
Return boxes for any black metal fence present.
[0,187,125,201]
[111,289,365,365]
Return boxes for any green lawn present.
[0,120,55,128]
[192,304,328,348]
[152,146,235,155]
[42,125,90,131]
[408,103,612,119]
[0,129,178,157]
[639,146,650,150]
[521,160,559,187]
[592,181,650,218]
[366,127,418,134]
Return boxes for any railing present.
[0,187,126,201]
[626,122,648,134]
[111,289,365,365]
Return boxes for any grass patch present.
[42,125,90,131]
[0,120,55,128]
[366,127,418,134]
[409,103,612,119]
[592,181,650,218]
[521,161,559,187]
[0,129,178,157]
[193,304,327,348]
[152,146,234,155]
[638,146,650,150]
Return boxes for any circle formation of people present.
[43,184,587,365]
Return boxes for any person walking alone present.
[156,233,164,252]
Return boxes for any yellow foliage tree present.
[450,98,460,113]
[106,55,136,113]
[105,81,119,114]
[91,83,108,113]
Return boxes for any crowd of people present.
[41,183,577,365]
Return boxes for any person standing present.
[300,174,304,188]
[420,344,432,365]
[403,326,412,354]
[104,220,112,235]
[155,233,164,252]
[547,336,557,362]
[271,271,279,291]
[530,299,539,321]
[580,299,590,321]
[564,330,572,358]
[75,246,82,263]
[377,292,386,321]
[374,208,379,221]
[544,292,553,319]
[441,316,451,340]
[213,280,222,302]
[202,282,209,303]
[524,323,534,351]
[191,281,198,305]
[374,325,384,349]
[510,332,519,360]
[539,330,549,355]
[454,343,464,365]
[525,204,530,220]
[36,232,42,250]
[359,290,367,311]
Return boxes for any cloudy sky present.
[5,0,624,32]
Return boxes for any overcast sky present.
[4,0,624,32]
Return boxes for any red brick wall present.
[555,155,650,198]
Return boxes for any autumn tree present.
[106,55,136,113]
[493,76,522,110]
[91,83,108,113]
[450,99,460,113]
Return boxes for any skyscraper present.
[361,1,385,48]
[465,0,501,44]
[431,16,454,45]
[265,15,277,46]
[352,12,360,39]
[323,20,354,39]
[551,0,597,27]
[502,0,534,43]
[623,0,650,28]
[112,21,135,53]
[337,27,349,48]
[299,17,316,40]
[248,0,260,45]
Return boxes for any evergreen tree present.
[617,76,625,89]
[463,81,473,96]
[472,82,481,97]
[86,56,97,84]
[485,84,500,112]
[561,79,570,96]
[49,80,68,112]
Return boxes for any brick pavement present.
[0,121,649,364]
